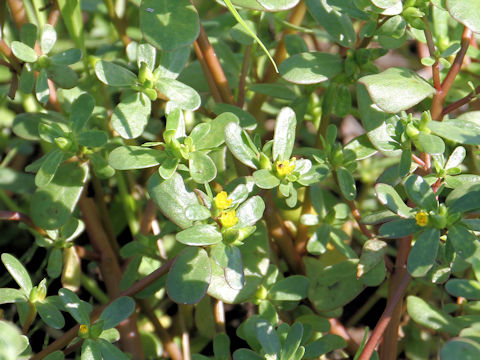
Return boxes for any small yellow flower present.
[79,324,89,335]
[415,211,429,227]
[220,210,238,228]
[275,159,295,177]
[214,191,232,210]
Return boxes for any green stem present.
[116,172,140,235]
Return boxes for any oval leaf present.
[359,67,436,113]
[1,254,32,296]
[167,247,211,304]
[407,228,440,277]
[176,224,223,246]
[111,92,151,139]
[279,52,343,85]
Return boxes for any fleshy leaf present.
[167,247,211,304]
[359,67,435,113]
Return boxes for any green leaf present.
[50,48,82,65]
[356,84,402,157]
[155,78,201,111]
[155,46,190,79]
[281,323,303,360]
[407,296,461,335]
[46,64,78,89]
[98,339,129,360]
[158,158,179,180]
[99,297,135,330]
[303,334,346,358]
[140,0,199,51]
[236,196,265,227]
[268,275,309,301]
[189,151,217,183]
[273,107,296,161]
[224,122,258,169]
[308,260,364,311]
[213,335,230,360]
[371,0,399,8]
[36,299,65,329]
[224,246,245,290]
[47,248,63,279]
[176,224,223,246]
[137,43,156,70]
[0,288,26,304]
[357,240,387,278]
[253,169,280,189]
[336,167,356,201]
[416,132,445,155]
[90,153,115,179]
[167,247,211,304]
[344,134,378,160]
[446,146,466,169]
[230,20,256,45]
[447,225,478,262]
[57,0,85,52]
[446,279,480,300]
[148,172,199,229]
[77,130,108,148]
[95,60,137,87]
[1,254,32,296]
[31,162,88,230]
[375,183,412,217]
[19,67,35,94]
[211,103,257,130]
[108,146,164,170]
[185,204,211,221]
[440,338,480,360]
[20,23,37,48]
[256,0,300,11]
[35,149,64,188]
[195,112,239,150]
[404,174,438,211]
[358,67,436,113]
[36,69,50,104]
[305,0,356,47]
[11,41,38,63]
[43,351,65,360]
[407,228,440,277]
[41,24,57,54]
[233,349,264,360]
[71,93,95,133]
[255,319,281,358]
[279,52,343,85]
[428,119,480,145]
[446,0,480,33]
[81,339,102,360]
[59,288,92,325]
[111,92,151,139]
[447,183,480,213]
[379,218,419,239]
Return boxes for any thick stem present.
[359,271,411,360]
[103,0,130,47]
[78,195,144,359]
[195,24,235,105]
[442,85,480,116]
[7,0,28,29]
[214,300,226,333]
[377,236,412,360]
[193,40,223,103]
[431,27,473,120]
[29,258,175,360]
[264,192,304,274]
[423,17,441,91]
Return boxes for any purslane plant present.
[2,0,480,360]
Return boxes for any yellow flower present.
[214,191,232,210]
[415,211,429,227]
[79,324,89,335]
[275,159,295,177]
[220,210,238,228]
